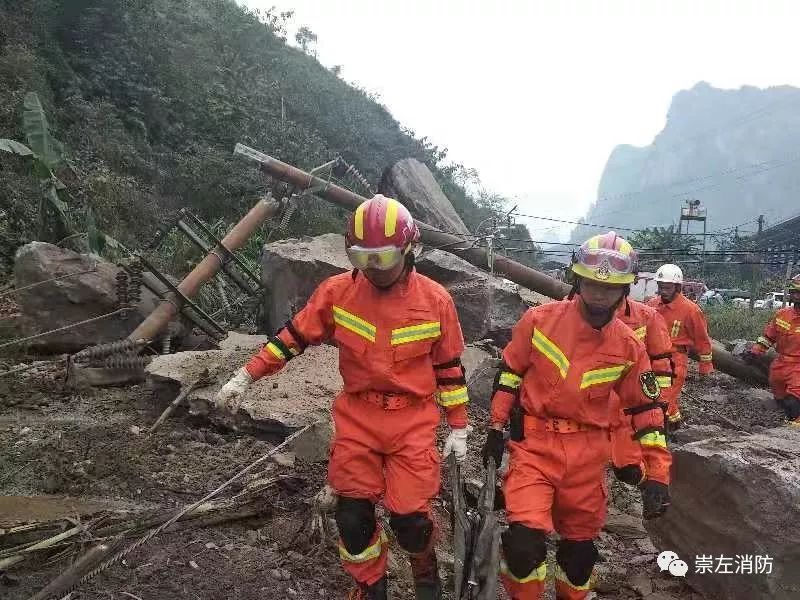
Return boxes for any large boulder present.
[461,344,500,408]
[379,158,471,235]
[260,234,350,333]
[646,427,800,599]
[12,242,161,353]
[261,235,529,345]
[416,250,528,346]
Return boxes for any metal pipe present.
[127,196,279,343]
[237,144,768,386]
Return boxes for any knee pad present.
[613,464,644,486]
[556,539,599,587]
[335,497,376,555]
[501,523,547,579]
[389,512,433,554]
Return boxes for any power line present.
[503,210,757,237]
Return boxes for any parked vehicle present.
[755,292,785,310]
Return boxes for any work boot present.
[410,550,441,599]
[347,576,388,600]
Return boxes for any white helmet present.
[654,264,683,284]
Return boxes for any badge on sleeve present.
[640,371,661,400]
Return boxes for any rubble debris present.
[416,250,528,346]
[647,426,800,600]
[146,333,341,439]
[461,344,499,409]
[148,369,216,433]
[603,510,648,540]
[260,234,528,345]
[12,242,162,353]
[378,158,472,236]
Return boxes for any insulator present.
[104,355,149,370]
[336,158,373,194]
[115,270,129,312]
[128,259,143,304]
[279,200,297,230]
[161,334,171,355]
[73,339,146,362]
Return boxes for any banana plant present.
[0,92,114,256]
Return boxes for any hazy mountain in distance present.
[569,82,800,246]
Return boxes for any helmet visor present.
[575,246,634,275]
[346,245,405,271]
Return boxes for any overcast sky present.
[240,0,800,241]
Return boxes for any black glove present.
[482,428,505,469]
[613,464,644,487]
[778,396,800,421]
[640,480,670,520]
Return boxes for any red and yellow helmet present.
[790,274,800,291]
[571,231,638,285]
[345,195,420,271]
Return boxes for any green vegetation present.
[704,304,771,342]
[0,0,530,276]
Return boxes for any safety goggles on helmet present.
[571,247,637,285]
[346,245,408,271]
[576,247,634,273]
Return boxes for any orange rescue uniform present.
[491,299,671,599]
[752,305,800,410]
[647,292,713,424]
[610,299,673,475]
[245,269,468,585]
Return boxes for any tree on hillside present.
[628,225,699,272]
[295,26,317,56]
[0,0,518,277]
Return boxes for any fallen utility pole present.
[234,143,768,386]
[127,195,279,344]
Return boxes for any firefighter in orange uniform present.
[647,264,713,430]
[483,232,672,600]
[216,196,469,600]
[609,298,674,486]
[749,274,800,426]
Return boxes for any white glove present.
[442,428,469,463]
[214,367,253,414]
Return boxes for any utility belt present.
[523,414,600,434]
[357,390,420,410]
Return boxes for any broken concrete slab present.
[379,158,471,236]
[646,427,800,600]
[146,333,342,438]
